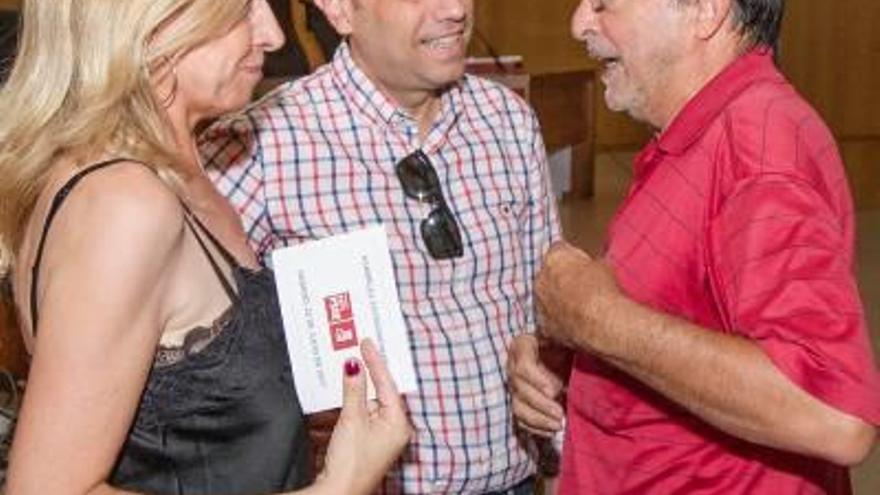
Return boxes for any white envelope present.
[272,225,418,413]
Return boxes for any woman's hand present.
[315,339,412,495]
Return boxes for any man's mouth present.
[596,54,621,70]
[586,39,621,72]
[421,32,465,52]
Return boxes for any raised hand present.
[316,339,413,495]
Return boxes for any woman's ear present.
[313,0,353,36]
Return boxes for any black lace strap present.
[179,209,238,302]
[30,158,131,332]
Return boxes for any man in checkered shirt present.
[199,0,561,493]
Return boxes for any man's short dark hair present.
[732,0,785,48]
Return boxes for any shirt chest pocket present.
[449,190,527,260]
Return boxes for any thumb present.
[511,334,540,363]
[340,356,367,420]
[360,339,405,412]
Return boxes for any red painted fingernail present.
[344,358,361,377]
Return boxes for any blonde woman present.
[0,1,411,494]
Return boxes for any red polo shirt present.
[560,49,880,494]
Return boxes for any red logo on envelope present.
[324,292,358,350]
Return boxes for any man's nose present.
[434,0,468,22]
[571,0,599,41]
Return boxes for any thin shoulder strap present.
[177,201,241,271]
[29,158,131,332]
[178,205,239,302]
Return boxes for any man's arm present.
[538,244,876,466]
[536,173,880,466]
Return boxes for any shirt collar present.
[330,42,400,127]
[329,42,463,149]
[655,47,785,157]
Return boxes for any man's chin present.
[603,89,628,114]
[604,90,647,123]
[424,66,466,90]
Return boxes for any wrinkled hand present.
[536,241,620,351]
[507,334,566,438]
[317,339,413,495]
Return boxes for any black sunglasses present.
[395,150,464,260]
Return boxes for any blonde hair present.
[0,0,252,276]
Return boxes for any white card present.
[272,225,418,413]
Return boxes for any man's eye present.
[593,0,606,12]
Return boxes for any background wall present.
[472,0,651,150]
[3,1,872,202]
[779,0,880,207]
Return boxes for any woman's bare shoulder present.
[17,160,188,342]
[53,160,187,248]
[31,159,189,298]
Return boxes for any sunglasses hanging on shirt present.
[395,150,464,260]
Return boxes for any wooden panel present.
[291,0,327,70]
[474,0,648,149]
[530,71,597,198]
[473,0,592,75]
[841,139,880,209]
[530,71,593,150]
[475,0,880,153]
[0,0,18,11]
[779,0,880,138]
[595,100,651,150]
[779,1,880,209]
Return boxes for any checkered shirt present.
[199,43,560,494]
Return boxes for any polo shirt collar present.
[656,47,785,156]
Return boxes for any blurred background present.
[0,0,878,492]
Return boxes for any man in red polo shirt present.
[507,0,880,493]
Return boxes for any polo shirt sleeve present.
[708,172,880,424]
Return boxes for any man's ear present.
[693,0,734,40]
[313,0,353,36]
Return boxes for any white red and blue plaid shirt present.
[200,43,560,494]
